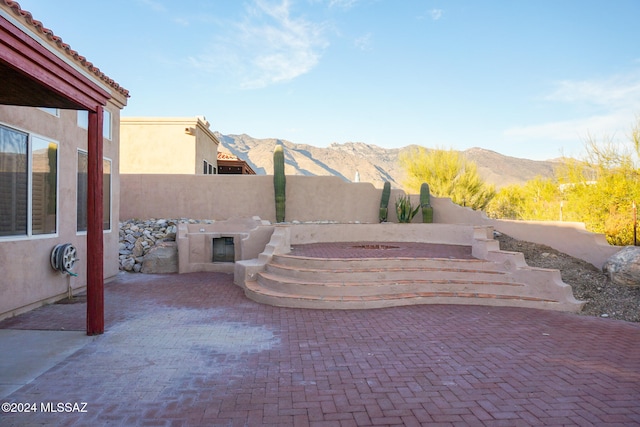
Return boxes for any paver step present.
[264,262,510,282]
[271,254,497,271]
[257,271,524,297]
[244,280,559,310]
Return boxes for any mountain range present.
[214,132,562,189]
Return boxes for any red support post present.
[86,106,104,335]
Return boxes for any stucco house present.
[217,151,256,175]
[120,116,219,175]
[0,0,129,332]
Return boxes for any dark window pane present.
[103,159,111,230]
[32,137,57,235]
[0,125,28,236]
[77,152,111,232]
[77,151,88,232]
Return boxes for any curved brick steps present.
[265,256,511,283]
[269,254,501,271]
[243,254,582,311]
[245,280,558,310]
[256,271,524,297]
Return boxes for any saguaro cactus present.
[420,182,433,223]
[379,181,391,222]
[273,144,286,223]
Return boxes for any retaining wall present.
[121,174,621,268]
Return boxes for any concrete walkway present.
[0,329,94,400]
[0,271,639,426]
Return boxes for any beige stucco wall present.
[0,103,124,320]
[120,174,405,223]
[287,223,476,246]
[120,174,622,269]
[120,116,219,175]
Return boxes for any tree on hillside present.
[486,177,561,221]
[484,185,526,219]
[486,118,640,245]
[399,147,496,210]
[556,123,640,245]
[632,116,640,156]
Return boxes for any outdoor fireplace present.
[212,237,235,263]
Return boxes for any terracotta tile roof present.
[217,152,239,160]
[2,0,130,98]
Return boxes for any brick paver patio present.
[1,269,639,426]
[288,242,476,259]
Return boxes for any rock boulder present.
[602,246,640,287]
[141,242,178,274]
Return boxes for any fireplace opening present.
[212,237,235,263]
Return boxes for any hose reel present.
[50,243,79,276]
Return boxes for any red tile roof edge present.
[217,152,239,160]
[3,0,130,98]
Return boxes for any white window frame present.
[77,110,88,129]
[77,110,112,140]
[103,157,112,232]
[103,110,112,140]
[38,107,60,117]
[76,150,112,234]
[203,159,217,175]
[0,122,59,241]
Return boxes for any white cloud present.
[328,0,359,10]
[544,74,640,109]
[430,9,443,21]
[173,17,190,27]
[504,70,640,143]
[354,32,373,51]
[504,114,629,141]
[188,0,328,89]
[137,0,166,13]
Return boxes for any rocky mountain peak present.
[214,132,558,189]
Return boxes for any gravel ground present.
[495,232,640,323]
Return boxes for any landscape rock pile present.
[118,218,213,272]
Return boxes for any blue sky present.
[17,0,640,160]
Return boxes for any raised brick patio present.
[1,271,639,426]
[243,241,584,312]
[288,242,476,259]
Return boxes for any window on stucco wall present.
[0,124,58,237]
[77,110,112,140]
[76,151,111,232]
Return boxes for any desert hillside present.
[215,133,560,189]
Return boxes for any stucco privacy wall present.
[0,105,122,320]
[120,174,406,224]
[120,174,621,269]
